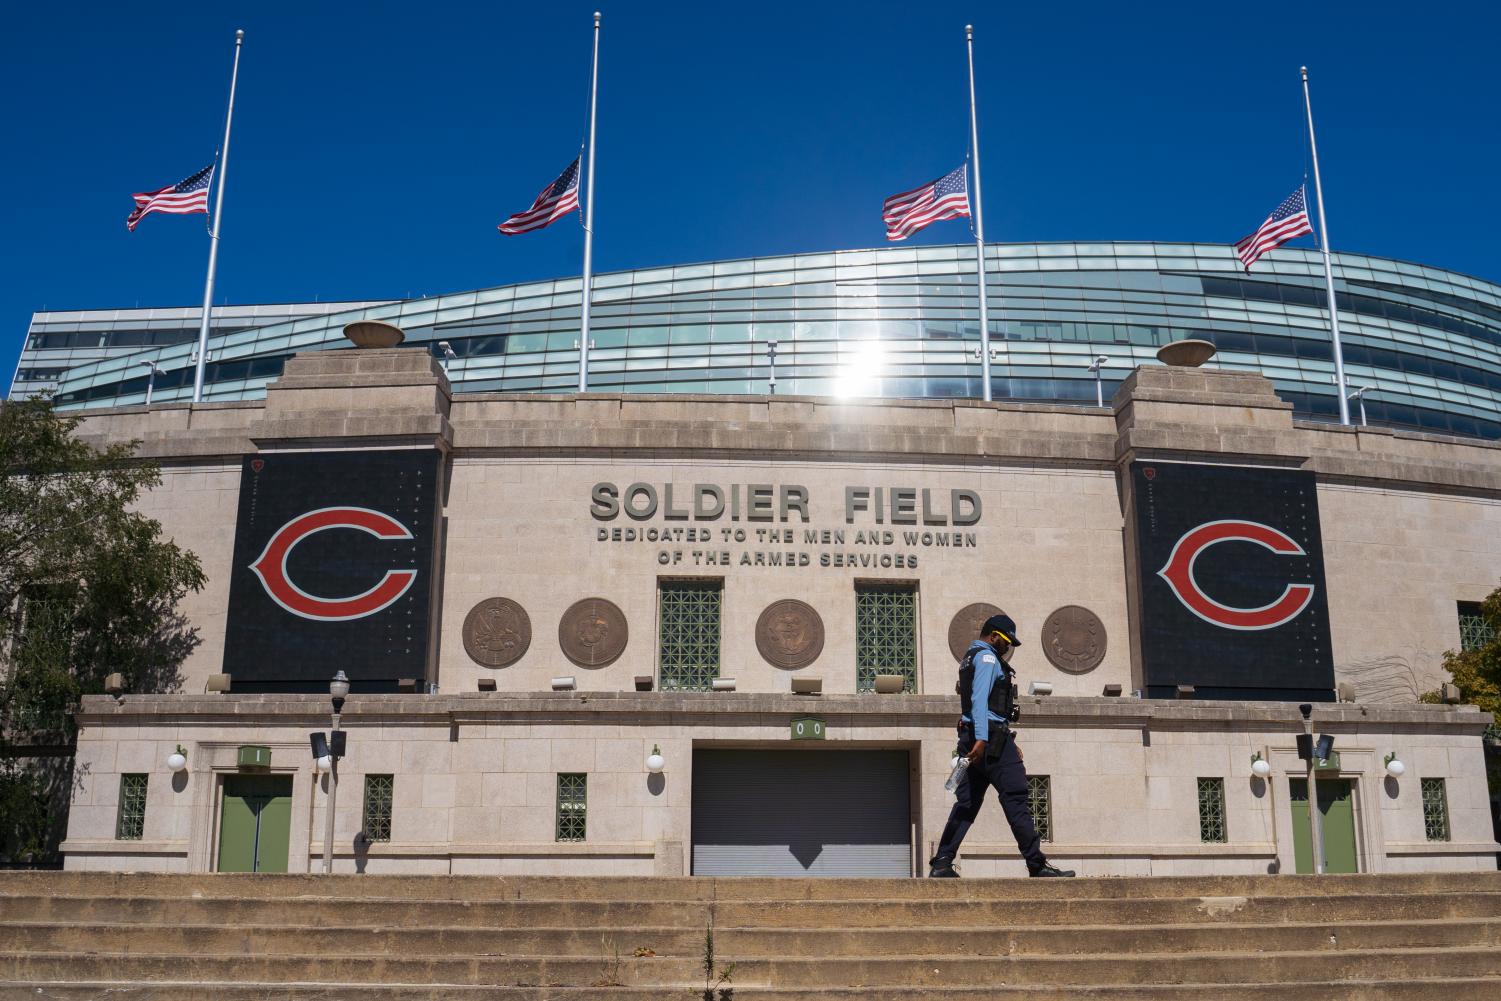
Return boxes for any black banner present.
[223,450,442,692]
[1131,461,1333,700]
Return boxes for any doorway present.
[217,774,293,872]
[1289,777,1358,874]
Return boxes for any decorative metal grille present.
[855,583,918,693]
[116,774,147,840]
[658,580,722,691]
[1197,777,1227,842]
[362,774,394,842]
[1421,777,1450,842]
[556,773,587,842]
[1458,602,1494,652]
[1027,774,1053,842]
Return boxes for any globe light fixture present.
[315,754,334,774]
[166,745,188,773]
[645,744,665,774]
[1384,752,1406,777]
[1250,751,1272,778]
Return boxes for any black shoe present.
[1028,862,1075,878]
[928,861,960,878]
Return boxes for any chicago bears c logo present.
[250,506,417,621]
[1156,519,1315,631]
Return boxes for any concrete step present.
[6,946,1501,988]
[4,870,1499,901]
[3,917,1499,958]
[8,983,1501,1001]
[7,890,1501,928]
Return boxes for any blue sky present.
[3,1,1496,386]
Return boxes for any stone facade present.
[60,346,1501,875]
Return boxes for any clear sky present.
[3,1,1496,387]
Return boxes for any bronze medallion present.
[948,602,1005,661]
[1042,605,1107,674]
[755,599,824,670]
[559,597,629,668]
[461,597,531,668]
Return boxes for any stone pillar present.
[1111,365,1311,693]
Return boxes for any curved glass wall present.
[47,242,1501,439]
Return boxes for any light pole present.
[317,670,350,874]
[1086,355,1109,407]
[766,339,778,395]
[1348,385,1371,427]
[1298,703,1327,875]
[140,361,161,405]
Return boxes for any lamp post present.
[766,339,778,395]
[140,360,161,405]
[438,340,456,373]
[321,670,350,874]
[1298,703,1327,875]
[1086,354,1109,407]
[1348,385,1371,427]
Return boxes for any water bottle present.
[944,755,968,793]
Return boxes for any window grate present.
[1197,777,1227,842]
[658,580,722,692]
[116,774,147,841]
[556,773,587,842]
[1458,602,1494,652]
[1027,774,1053,843]
[1421,777,1450,842]
[855,583,917,693]
[362,774,394,842]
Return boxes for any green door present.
[1290,778,1358,874]
[217,775,293,873]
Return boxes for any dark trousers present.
[932,725,1045,869]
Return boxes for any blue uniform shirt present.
[961,639,1011,742]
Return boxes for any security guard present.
[929,613,1075,878]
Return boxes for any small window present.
[556,773,587,842]
[116,774,148,840]
[658,579,722,692]
[1197,777,1227,842]
[1027,774,1053,843]
[1421,778,1450,842]
[1458,602,1494,652]
[855,582,918,693]
[362,774,394,842]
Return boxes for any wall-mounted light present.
[551,676,576,691]
[1250,751,1272,778]
[646,744,665,773]
[711,678,737,692]
[1027,681,1053,697]
[167,745,188,773]
[1383,752,1406,777]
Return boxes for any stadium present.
[16,241,1501,439]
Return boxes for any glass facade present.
[23,242,1501,439]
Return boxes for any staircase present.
[3,871,1500,999]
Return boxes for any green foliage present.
[1423,585,1501,793]
[0,396,206,863]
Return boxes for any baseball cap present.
[980,613,1021,647]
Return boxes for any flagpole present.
[966,25,993,403]
[1300,66,1350,426]
[578,12,601,393]
[192,29,244,404]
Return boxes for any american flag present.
[1235,185,1314,271]
[126,165,214,232]
[883,165,970,241]
[498,158,581,235]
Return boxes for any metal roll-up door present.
[691,748,911,877]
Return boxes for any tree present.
[1423,585,1501,794]
[0,396,205,864]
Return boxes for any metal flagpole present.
[578,12,602,392]
[192,29,244,404]
[965,25,993,402]
[1300,66,1350,426]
